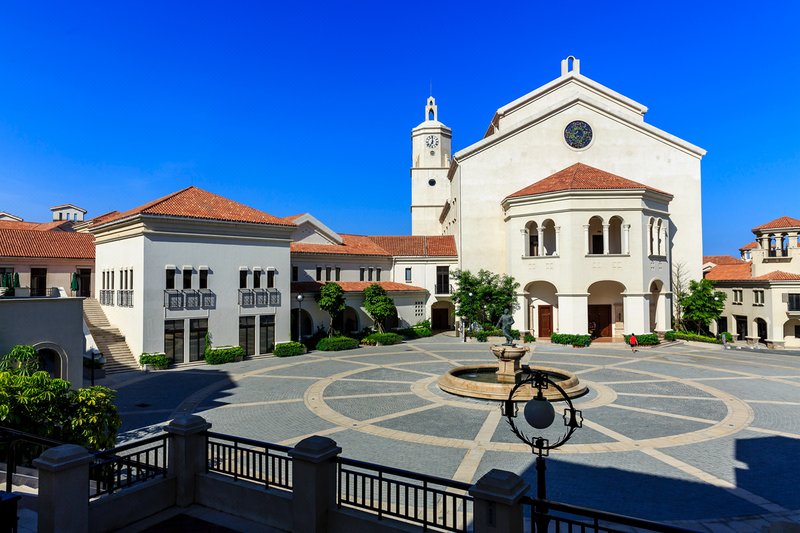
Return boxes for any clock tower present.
[411,96,452,235]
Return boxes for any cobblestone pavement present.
[109,335,800,531]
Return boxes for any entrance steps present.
[82,297,139,374]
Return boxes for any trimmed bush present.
[139,352,169,369]
[623,334,660,346]
[523,333,536,343]
[302,328,327,351]
[274,342,307,357]
[396,326,433,339]
[316,336,360,351]
[664,331,722,344]
[550,333,592,347]
[720,331,734,343]
[362,332,404,346]
[470,328,520,342]
[205,346,245,365]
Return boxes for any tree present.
[679,278,726,335]
[316,282,346,336]
[671,261,690,331]
[451,270,520,328]
[363,284,396,333]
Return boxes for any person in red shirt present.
[629,333,638,353]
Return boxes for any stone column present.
[623,293,649,334]
[519,228,528,256]
[469,469,529,533]
[622,224,631,255]
[537,228,544,257]
[34,444,94,533]
[583,224,590,255]
[165,415,212,507]
[288,436,342,533]
[557,293,589,334]
[789,232,798,248]
[554,226,561,256]
[602,224,610,254]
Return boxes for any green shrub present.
[469,328,520,342]
[720,331,734,343]
[274,342,307,357]
[523,333,536,343]
[0,345,39,375]
[205,346,245,365]
[664,331,722,344]
[302,328,328,350]
[139,352,170,369]
[550,333,592,347]
[316,336,360,351]
[664,330,676,341]
[415,319,431,329]
[361,333,404,346]
[396,326,433,339]
[623,334,660,346]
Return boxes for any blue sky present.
[0,1,798,255]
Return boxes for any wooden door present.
[30,268,47,297]
[79,268,92,297]
[537,305,553,337]
[588,305,612,337]
[432,308,449,330]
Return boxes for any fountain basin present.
[438,364,587,401]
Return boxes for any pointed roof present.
[703,255,745,266]
[752,216,800,232]
[739,241,757,250]
[705,263,753,281]
[506,163,670,199]
[94,186,294,229]
[291,234,390,256]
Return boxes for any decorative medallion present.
[564,120,593,149]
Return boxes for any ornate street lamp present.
[502,368,583,531]
[296,294,304,341]
[462,291,473,342]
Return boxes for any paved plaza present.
[108,336,800,530]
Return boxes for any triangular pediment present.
[289,213,343,245]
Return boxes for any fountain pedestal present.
[490,345,529,383]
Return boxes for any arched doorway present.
[755,318,768,343]
[525,281,558,338]
[587,281,625,338]
[431,301,454,330]
[649,280,666,332]
[334,306,360,335]
[291,309,314,340]
[37,348,62,379]
[384,308,399,331]
[784,319,800,348]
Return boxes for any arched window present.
[525,221,539,256]
[656,219,663,256]
[648,218,655,256]
[608,216,623,254]
[588,216,604,254]
[542,219,557,256]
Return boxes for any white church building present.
[412,57,706,339]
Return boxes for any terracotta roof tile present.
[292,281,426,293]
[424,236,458,257]
[0,220,73,231]
[705,263,752,281]
[752,271,800,281]
[291,234,390,256]
[506,163,671,199]
[0,229,94,259]
[739,242,757,250]
[366,235,458,257]
[95,187,293,228]
[703,255,746,266]
[752,216,800,232]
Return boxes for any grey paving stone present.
[345,367,426,382]
[325,394,432,421]
[576,368,655,383]
[198,375,309,407]
[196,402,336,443]
[694,379,800,402]
[585,406,712,440]
[612,395,729,421]
[624,360,743,380]
[264,359,362,377]
[324,379,411,397]
[611,380,716,398]
[375,405,488,440]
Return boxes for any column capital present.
[34,444,93,472]
[289,436,342,463]
[469,469,529,505]
[166,415,211,436]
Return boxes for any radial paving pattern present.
[112,336,800,530]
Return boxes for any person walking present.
[629,333,638,353]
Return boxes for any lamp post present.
[462,291,473,342]
[296,294,304,341]
[502,369,583,532]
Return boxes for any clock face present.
[564,120,593,149]
[425,135,439,149]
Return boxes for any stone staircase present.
[82,297,139,374]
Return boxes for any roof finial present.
[561,56,580,76]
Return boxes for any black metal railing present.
[337,456,472,532]
[200,289,216,308]
[89,434,169,499]
[99,290,114,306]
[206,432,292,491]
[0,426,63,493]
[268,289,281,306]
[163,290,183,309]
[238,289,255,307]
[255,289,268,307]
[521,497,698,533]
[183,289,200,309]
[117,290,134,307]
[435,283,454,295]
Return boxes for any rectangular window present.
[326,266,332,282]
[259,315,276,353]
[292,266,298,282]
[360,268,365,281]
[108,269,113,291]
[376,268,381,282]
[405,267,412,283]
[119,270,123,290]
[30,268,47,297]
[239,316,256,356]
[166,269,175,290]
[789,294,800,312]
[733,289,743,304]
[254,270,262,289]
[188,319,208,362]
[335,267,341,281]
[164,320,184,363]
[199,269,208,289]
[239,270,248,289]
[129,269,133,290]
[436,266,450,294]
[316,266,322,281]
[368,268,373,282]
[183,269,192,290]
[267,270,275,288]
[753,290,764,305]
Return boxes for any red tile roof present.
[0,220,72,231]
[705,263,752,281]
[753,271,800,281]
[506,163,671,199]
[739,242,757,250]
[0,229,94,259]
[752,216,800,231]
[367,235,458,257]
[292,234,390,256]
[703,255,746,266]
[95,187,293,228]
[292,281,426,293]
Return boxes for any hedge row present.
[470,328,521,342]
[664,331,731,344]
[316,336,360,351]
[550,333,592,347]
[274,342,307,357]
[361,333,404,346]
[205,346,244,365]
[396,326,433,339]
[139,352,170,369]
[623,334,660,346]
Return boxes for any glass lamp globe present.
[524,396,555,429]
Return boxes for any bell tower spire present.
[410,95,452,235]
